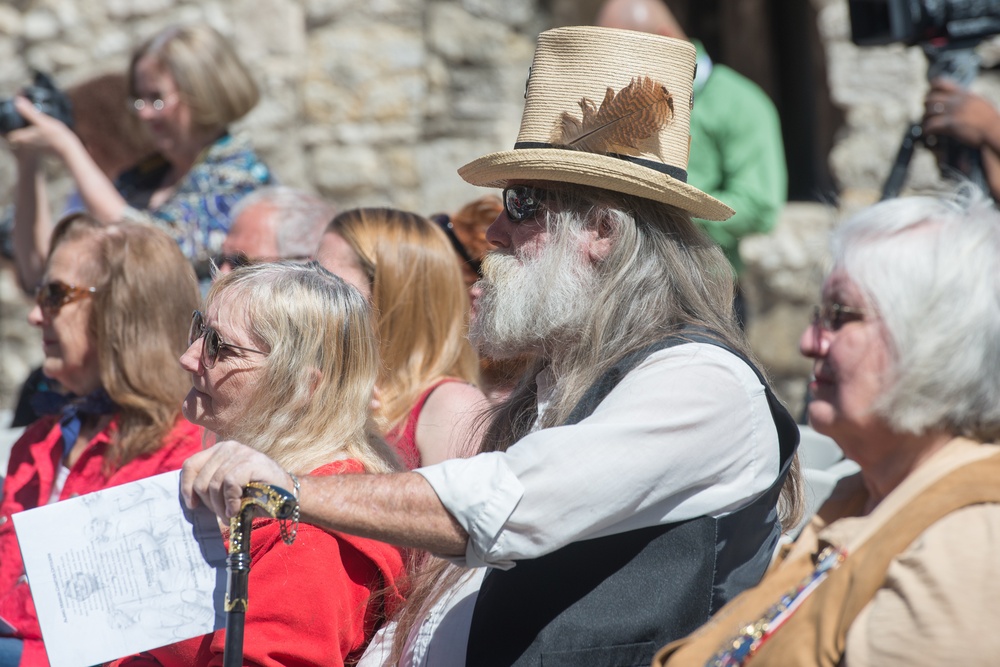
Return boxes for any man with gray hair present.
[217,186,335,273]
[182,26,798,666]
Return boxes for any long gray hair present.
[481,183,751,447]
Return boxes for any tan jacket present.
[653,439,1000,667]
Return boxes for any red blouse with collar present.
[0,414,204,667]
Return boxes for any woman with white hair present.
[112,262,406,667]
[654,186,1000,666]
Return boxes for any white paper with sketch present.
[12,470,227,667]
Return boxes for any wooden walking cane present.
[223,481,298,667]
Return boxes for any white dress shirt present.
[416,342,781,569]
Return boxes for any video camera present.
[850,0,1000,47]
[0,71,73,135]
[849,0,1000,198]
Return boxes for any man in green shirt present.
[597,0,787,326]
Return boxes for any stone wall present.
[0,0,547,409]
[1,0,997,416]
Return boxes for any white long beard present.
[470,231,598,359]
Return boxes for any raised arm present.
[10,147,51,291]
[7,96,130,225]
[14,98,129,220]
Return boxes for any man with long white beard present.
[181,26,799,666]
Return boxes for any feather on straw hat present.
[459,26,734,221]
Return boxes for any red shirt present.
[111,459,407,667]
[0,415,204,667]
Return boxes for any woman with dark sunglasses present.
[0,214,204,667]
[108,261,405,667]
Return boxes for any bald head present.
[595,0,687,40]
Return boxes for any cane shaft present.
[221,482,297,667]
[223,608,246,667]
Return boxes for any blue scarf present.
[30,387,119,458]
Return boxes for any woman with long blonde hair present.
[317,208,485,468]
[113,261,406,666]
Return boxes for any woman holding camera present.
[8,23,271,289]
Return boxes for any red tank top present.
[384,378,458,469]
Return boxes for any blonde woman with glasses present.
[111,261,406,667]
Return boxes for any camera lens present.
[0,98,26,135]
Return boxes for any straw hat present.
[459,26,734,221]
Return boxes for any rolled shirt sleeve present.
[415,343,781,569]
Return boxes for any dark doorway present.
[673,0,843,202]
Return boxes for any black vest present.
[465,332,799,667]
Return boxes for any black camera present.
[0,71,73,135]
[850,0,1000,46]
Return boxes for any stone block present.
[383,146,419,190]
[743,202,835,303]
[232,0,306,57]
[0,6,23,37]
[92,30,132,60]
[449,66,509,120]
[306,23,427,124]
[311,143,382,194]
[461,0,534,27]
[428,3,510,65]
[411,138,502,213]
[332,121,419,146]
[22,9,60,42]
[304,0,355,27]
[106,0,174,20]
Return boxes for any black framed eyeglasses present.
[502,185,547,223]
[188,310,266,369]
[811,303,867,331]
[35,280,97,315]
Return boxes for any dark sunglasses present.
[502,185,547,223]
[215,252,312,271]
[35,280,97,314]
[431,214,483,278]
[188,310,265,369]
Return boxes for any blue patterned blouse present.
[115,133,273,274]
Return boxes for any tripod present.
[881,42,988,200]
